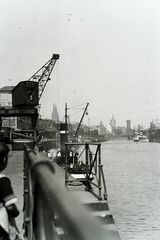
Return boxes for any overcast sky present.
[0,0,160,129]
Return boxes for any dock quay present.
[3,144,121,240]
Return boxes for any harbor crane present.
[24,54,60,105]
[0,53,60,134]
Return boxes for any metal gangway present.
[65,142,107,201]
[23,144,121,240]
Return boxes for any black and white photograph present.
[0,1,160,239]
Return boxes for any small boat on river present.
[134,134,149,142]
[139,135,149,142]
[134,136,139,142]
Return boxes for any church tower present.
[51,102,59,122]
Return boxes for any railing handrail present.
[23,145,116,240]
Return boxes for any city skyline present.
[0,0,159,130]
[0,83,158,131]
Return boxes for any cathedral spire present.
[51,102,59,122]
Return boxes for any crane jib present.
[11,54,60,107]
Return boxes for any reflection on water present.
[101,140,160,240]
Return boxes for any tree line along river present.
[101,140,160,240]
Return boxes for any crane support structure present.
[0,54,60,130]
[24,53,60,104]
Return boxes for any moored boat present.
[134,134,149,142]
[134,136,139,142]
[139,135,149,142]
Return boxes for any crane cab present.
[12,81,38,108]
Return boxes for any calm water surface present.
[101,140,160,240]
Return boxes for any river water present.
[101,140,160,240]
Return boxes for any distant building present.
[113,126,126,136]
[0,86,15,107]
[0,86,33,130]
[0,86,17,128]
[91,121,108,136]
[109,115,116,133]
[99,121,106,135]
[51,102,59,122]
[126,120,133,139]
[126,120,131,129]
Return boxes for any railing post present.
[85,143,90,190]
[98,144,102,200]
[65,143,68,186]
[34,187,61,240]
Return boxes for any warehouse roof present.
[0,86,15,92]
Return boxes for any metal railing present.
[23,145,116,240]
[65,142,107,200]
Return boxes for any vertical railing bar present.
[34,187,61,240]
[65,143,68,186]
[23,155,27,238]
[95,146,98,174]
[101,167,108,200]
[28,169,33,240]
[23,151,32,240]
[98,144,102,200]
[34,187,47,240]
[89,145,98,174]
[85,143,89,190]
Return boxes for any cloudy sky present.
[0,0,160,130]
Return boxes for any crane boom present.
[24,54,60,104]
[72,103,89,143]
